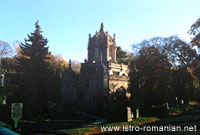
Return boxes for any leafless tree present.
[0,40,13,59]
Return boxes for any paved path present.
[75,112,107,128]
[18,112,106,135]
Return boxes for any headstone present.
[2,96,6,105]
[126,107,132,122]
[181,99,184,104]
[175,97,178,106]
[131,112,134,119]
[166,102,169,110]
[11,103,23,129]
[136,109,139,118]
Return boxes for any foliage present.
[0,104,10,121]
[173,67,196,101]
[14,41,23,57]
[49,54,67,73]
[0,121,13,130]
[116,46,133,64]
[70,60,81,73]
[130,46,172,108]
[0,41,13,100]
[130,35,199,109]
[163,36,197,68]
[1,57,18,72]
[17,21,53,119]
[132,35,197,69]
[188,17,200,49]
[95,88,130,121]
[188,17,200,95]
[0,40,13,59]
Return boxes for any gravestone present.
[181,99,184,104]
[2,96,6,105]
[166,102,169,110]
[175,97,178,106]
[126,107,132,122]
[136,109,139,118]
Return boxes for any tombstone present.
[136,109,139,119]
[2,96,6,105]
[131,112,134,119]
[166,102,169,110]
[175,97,178,106]
[126,107,132,122]
[181,99,184,104]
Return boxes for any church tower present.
[80,23,130,107]
[61,23,130,108]
[88,23,117,64]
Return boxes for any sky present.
[0,0,200,62]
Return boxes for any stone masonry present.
[61,23,130,107]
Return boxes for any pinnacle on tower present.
[100,22,104,32]
[69,59,72,69]
[113,33,116,39]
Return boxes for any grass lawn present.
[62,117,160,135]
[62,104,195,135]
[0,121,13,129]
[169,104,193,116]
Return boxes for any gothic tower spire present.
[100,22,104,32]
[88,23,117,63]
[69,59,72,69]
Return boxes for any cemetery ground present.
[61,102,199,135]
[0,101,199,135]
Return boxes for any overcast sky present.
[0,0,200,62]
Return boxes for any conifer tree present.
[18,21,52,119]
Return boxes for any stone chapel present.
[61,23,130,107]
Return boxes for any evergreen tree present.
[18,21,52,119]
